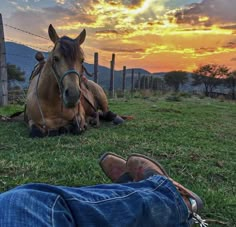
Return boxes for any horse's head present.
[48,24,86,108]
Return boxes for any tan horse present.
[26,24,118,137]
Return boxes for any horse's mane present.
[59,36,84,63]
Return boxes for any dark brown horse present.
[26,25,123,137]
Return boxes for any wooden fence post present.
[94,52,98,83]
[109,53,115,98]
[146,75,150,89]
[137,72,141,90]
[141,75,144,89]
[150,76,153,90]
[145,75,148,89]
[0,14,8,106]
[122,66,126,94]
[131,69,134,93]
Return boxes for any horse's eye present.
[53,56,60,62]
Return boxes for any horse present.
[25,24,124,138]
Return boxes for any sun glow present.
[28,0,236,72]
[198,16,209,22]
[130,0,154,14]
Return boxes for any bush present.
[198,94,205,99]
[115,90,125,98]
[166,95,182,102]
[140,89,153,99]
[218,95,225,102]
[178,92,192,98]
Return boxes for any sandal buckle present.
[192,213,208,227]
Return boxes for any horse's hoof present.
[71,124,83,135]
[29,125,45,138]
[113,116,124,125]
[100,111,117,121]
[89,118,98,126]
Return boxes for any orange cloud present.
[4,0,236,72]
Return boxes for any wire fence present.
[4,23,49,41]
[2,21,162,104]
[4,23,50,66]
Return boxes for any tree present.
[192,64,229,96]
[152,77,165,91]
[7,64,25,88]
[164,71,188,92]
[225,70,236,100]
[138,75,148,89]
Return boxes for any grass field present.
[0,96,235,226]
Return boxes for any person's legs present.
[0,176,189,227]
[0,184,75,227]
[126,154,207,226]
[0,152,205,227]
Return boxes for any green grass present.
[0,96,235,226]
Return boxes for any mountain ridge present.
[5,42,158,89]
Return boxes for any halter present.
[51,64,97,112]
[51,60,82,100]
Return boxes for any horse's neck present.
[38,60,60,102]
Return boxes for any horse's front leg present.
[87,112,100,128]
[28,119,46,138]
[95,112,100,127]
[77,104,87,132]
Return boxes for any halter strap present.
[51,61,82,93]
[60,69,81,86]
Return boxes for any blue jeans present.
[0,175,190,227]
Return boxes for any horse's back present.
[86,80,108,112]
[25,76,41,122]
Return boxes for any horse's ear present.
[48,24,59,44]
[76,29,86,45]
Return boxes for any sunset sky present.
[1,0,236,72]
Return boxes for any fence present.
[1,15,235,106]
[8,89,26,104]
[1,15,164,106]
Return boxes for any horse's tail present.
[0,111,24,122]
[0,105,27,123]
[9,110,24,118]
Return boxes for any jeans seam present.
[65,178,166,204]
[165,183,189,225]
[51,195,61,227]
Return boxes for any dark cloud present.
[96,29,132,35]
[98,0,144,9]
[220,24,236,30]
[42,6,96,25]
[195,47,217,54]
[173,0,236,27]
[147,21,164,26]
[7,5,96,39]
[96,30,119,34]
[7,10,48,37]
[127,0,143,8]
[108,1,121,6]
[223,41,236,49]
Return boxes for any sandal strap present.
[192,213,208,227]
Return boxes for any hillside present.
[5,42,151,89]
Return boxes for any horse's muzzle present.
[63,88,80,108]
